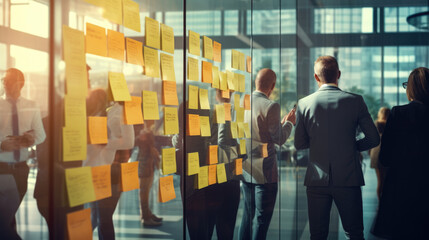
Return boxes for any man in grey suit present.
[294,56,380,240]
[239,68,296,240]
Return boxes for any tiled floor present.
[15,158,385,239]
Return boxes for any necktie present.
[10,99,20,161]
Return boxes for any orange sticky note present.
[203,36,213,60]
[244,94,251,110]
[202,61,213,83]
[239,139,246,155]
[215,104,225,124]
[120,162,139,192]
[161,23,175,54]
[162,81,179,106]
[91,165,112,201]
[208,165,217,186]
[199,88,210,110]
[212,66,220,89]
[159,175,176,203]
[124,96,144,125]
[208,145,218,165]
[67,208,92,240]
[145,17,160,49]
[187,152,200,176]
[187,114,200,136]
[196,166,208,189]
[246,56,251,73]
[144,46,160,78]
[213,41,222,62]
[107,29,125,61]
[217,163,227,183]
[200,116,211,137]
[142,90,160,120]
[86,23,107,57]
[123,0,141,32]
[160,53,175,81]
[224,103,232,121]
[221,90,230,99]
[126,38,144,66]
[164,107,179,135]
[187,57,199,81]
[235,158,243,175]
[262,143,268,158]
[188,85,199,110]
[88,116,108,144]
[188,30,200,56]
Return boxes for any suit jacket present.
[294,85,379,187]
[243,91,293,184]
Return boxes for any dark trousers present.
[239,182,278,240]
[306,186,364,240]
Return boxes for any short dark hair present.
[407,67,429,105]
[314,56,339,83]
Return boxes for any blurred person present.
[295,56,379,240]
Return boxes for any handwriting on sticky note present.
[212,66,220,89]
[144,46,160,78]
[162,148,177,175]
[107,29,125,61]
[196,166,208,189]
[217,163,227,183]
[64,96,86,128]
[159,175,176,203]
[162,81,179,106]
[224,103,232,121]
[67,208,92,240]
[187,114,200,136]
[86,23,107,57]
[199,88,210,110]
[215,104,225,124]
[65,167,96,207]
[187,152,200,176]
[213,41,222,62]
[208,165,217,185]
[120,162,139,192]
[230,122,238,139]
[226,70,235,90]
[91,165,112,201]
[161,23,174,54]
[145,17,160,49]
[203,36,213,60]
[164,107,179,135]
[188,30,200,56]
[208,145,218,165]
[187,57,199,81]
[124,96,144,125]
[126,38,144,66]
[88,116,108,144]
[235,158,243,175]
[188,85,199,110]
[160,53,175,81]
[202,61,213,83]
[102,0,122,25]
[123,0,141,32]
[239,139,246,155]
[244,94,251,110]
[200,116,211,137]
[109,72,131,101]
[142,90,160,120]
[63,127,87,162]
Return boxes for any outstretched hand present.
[282,108,296,125]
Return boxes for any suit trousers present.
[306,186,364,240]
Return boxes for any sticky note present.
[223,103,232,121]
[219,71,227,90]
[124,96,144,125]
[126,38,144,66]
[188,30,200,56]
[120,162,139,192]
[162,148,176,175]
[107,29,125,61]
[215,104,225,124]
[64,96,86,128]
[164,107,179,135]
[91,165,112,201]
[236,107,244,123]
[235,158,243,175]
[221,90,230,99]
[187,114,200,136]
[212,66,220,89]
[102,0,122,25]
[243,123,251,138]
[162,81,179,106]
[63,127,87,162]
[208,145,218,165]
[239,139,246,155]
[200,116,211,137]
[161,23,175,54]
[213,41,222,62]
[65,167,96,207]
[230,122,238,139]
[202,61,213,83]
[108,72,132,101]
[187,57,199,81]
[160,53,175,81]
[217,163,227,183]
[231,50,239,69]
[234,94,241,110]
[247,56,251,73]
[199,88,210,110]
[67,208,92,240]
[145,17,160,49]
[142,90,160,120]
[226,71,235,90]
[238,74,245,92]
[233,73,239,91]
[188,85,199,110]
[203,36,213,60]
[262,143,268,158]
[123,0,141,32]
[88,116,108,144]
[237,122,245,138]
[208,165,217,185]
[159,175,176,203]
[239,52,246,71]
[187,152,200,176]
[244,94,251,110]
[196,166,208,189]
[85,23,107,57]
[144,46,160,78]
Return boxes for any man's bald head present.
[255,68,276,94]
[314,56,340,84]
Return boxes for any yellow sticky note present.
[123,0,141,32]
[188,85,199,110]
[196,166,209,189]
[85,23,107,57]
[226,70,235,90]
[187,152,200,176]
[243,122,251,138]
[247,56,252,73]
[233,73,239,91]
[235,158,243,175]
[239,139,246,155]
[102,0,123,25]
[108,72,132,101]
[202,61,213,83]
[144,46,160,78]
[231,50,239,69]
[208,165,217,186]
[219,71,228,91]
[234,94,241,110]
[121,162,139,192]
[88,116,108,144]
[188,30,200,56]
[199,88,210,110]
[200,116,211,137]
[162,81,179,106]
[162,147,177,175]
[107,29,125,61]
[65,167,96,207]
[126,38,144,66]
[212,66,220,89]
[145,17,160,49]
[238,74,245,92]
[222,90,230,99]
[203,36,213,60]
[236,107,244,123]
[213,41,222,62]
[208,145,218,165]
[160,53,175,81]
[63,127,87,162]
[187,114,200,136]
[215,104,225,124]
[230,122,238,139]
[244,94,251,110]
[238,122,245,139]
[164,107,179,135]
[142,90,160,120]
[224,103,232,121]
[64,96,86,128]
[239,52,245,71]
[159,175,176,203]
[187,57,199,81]
[161,23,175,54]
[124,96,144,125]
[217,163,227,183]
[91,165,112,201]
[67,208,92,240]
[262,143,268,158]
